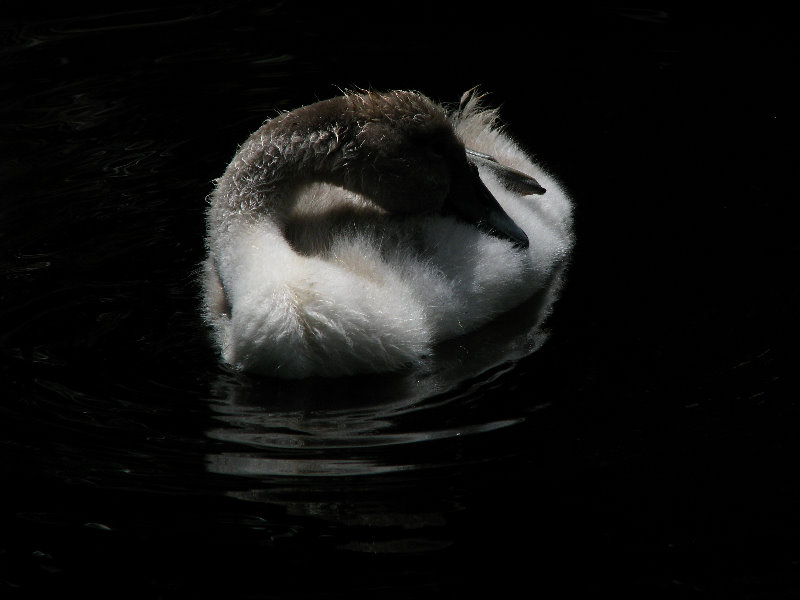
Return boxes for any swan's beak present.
[446,161,530,249]
[465,148,547,196]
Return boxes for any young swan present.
[203,90,573,378]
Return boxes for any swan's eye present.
[428,140,447,159]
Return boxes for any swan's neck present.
[213,97,358,224]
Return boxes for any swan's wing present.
[465,148,546,196]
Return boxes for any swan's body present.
[203,90,573,378]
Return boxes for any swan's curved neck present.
[214,96,359,220]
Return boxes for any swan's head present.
[344,91,529,248]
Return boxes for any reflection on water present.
[205,281,560,470]
[202,282,563,548]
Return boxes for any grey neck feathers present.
[215,96,358,219]
[209,91,449,230]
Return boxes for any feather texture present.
[203,90,574,378]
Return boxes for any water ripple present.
[202,287,561,481]
[208,418,523,451]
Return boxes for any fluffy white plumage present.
[203,90,573,378]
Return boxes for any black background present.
[1,3,796,598]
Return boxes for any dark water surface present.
[2,4,797,598]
